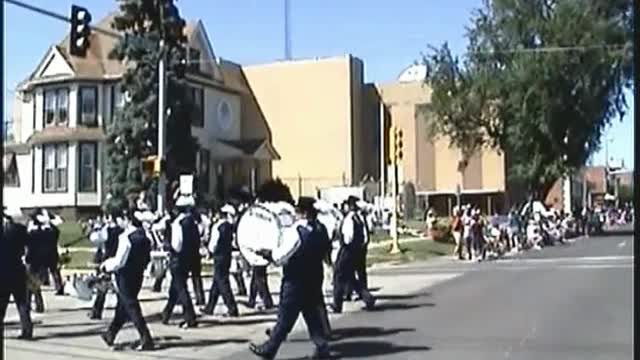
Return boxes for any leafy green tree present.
[422,0,633,200]
[104,0,198,212]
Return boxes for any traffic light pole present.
[157,40,167,214]
[389,161,401,254]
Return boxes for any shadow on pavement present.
[599,229,634,237]
[375,292,431,301]
[41,325,106,339]
[290,326,415,343]
[196,317,276,328]
[330,340,431,358]
[368,302,435,312]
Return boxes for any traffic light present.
[70,5,92,57]
[394,127,404,162]
[141,156,161,177]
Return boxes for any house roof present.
[19,13,201,88]
[27,127,106,145]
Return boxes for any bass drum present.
[236,202,295,267]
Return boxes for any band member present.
[451,207,464,260]
[346,201,371,300]
[1,207,33,340]
[230,251,248,297]
[25,209,64,312]
[150,212,172,292]
[332,196,375,313]
[188,206,206,306]
[99,210,154,351]
[247,265,274,310]
[250,197,331,359]
[161,195,198,328]
[88,211,125,320]
[201,204,239,317]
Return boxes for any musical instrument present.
[149,250,169,280]
[236,202,296,266]
[72,273,115,301]
[26,271,42,293]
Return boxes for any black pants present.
[346,245,368,298]
[248,266,273,309]
[204,256,238,315]
[0,271,33,337]
[332,250,374,313]
[26,264,55,313]
[162,265,196,325]
[263,282,328,356]
[152,270,166,292]
[189,257,205,306]
[232,272,247,296]
[106,272,152,343]
[43,261,64,294]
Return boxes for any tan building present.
[242,55,377,199]
[374,66,507,215]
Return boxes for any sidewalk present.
[4,262,462,360]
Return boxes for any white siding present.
[36,49,74,78]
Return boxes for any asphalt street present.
[228,227,634,360]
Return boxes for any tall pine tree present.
[104,0,198,212]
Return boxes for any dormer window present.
[187,47,201,73]
[44,88,69,127]
[79,86,98,126]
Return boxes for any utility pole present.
[156,2,167,214]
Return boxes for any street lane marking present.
[497,256,632,264]
[618,241,626,248]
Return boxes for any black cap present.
[297,196,316,214]
[347,196,359,207]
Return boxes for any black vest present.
[212,221,234,258]
[177,214,200,263]
[120,228,151,275]
[2,220,28,273]
[105,225,124,259]
[282,220,330,286]
[26,225,57,266]
[350,212,366,248]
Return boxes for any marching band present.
[1,190,378,358]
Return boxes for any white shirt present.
[341,212,369,245]
[102,226,136,273]
[208,218,232,254]
[271,220,304,266]
[171,213,187,253]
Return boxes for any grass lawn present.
[58,222,92,248]
[62,250,96,270]
[367,239,454,266]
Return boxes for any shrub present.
[430,217,454,243]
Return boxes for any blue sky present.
[4,0,634,169]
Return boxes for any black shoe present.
[199,306,214,315]
[55,290,64,296]
[328,304,341,314]
[135,341,155,351]
[17,332,33,340]
[179,321,197,329]
[161,315,170,325]
[311,347,332,359]
[249,342,275,360]
[364,298,376,311]
[224,311,239,318]
[87,312,101,320]
[101,332,115,347]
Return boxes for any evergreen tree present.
[104,0,198,212]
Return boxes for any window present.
[190,86,204,127]
[43,143,68,192]
[44,88,69,126]
[4,153,19,187]
[187,47,201,73]
[79,86,98,126]
[79,142,97,192]
[3,118,14,142]
[198,149,210,193]
[110,84,125,124]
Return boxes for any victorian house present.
[3,13,279,219]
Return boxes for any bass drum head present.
[236,204,282,266]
